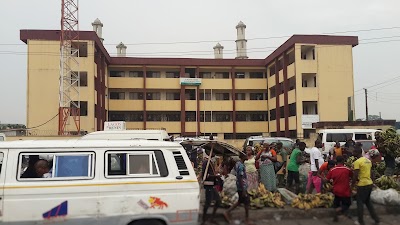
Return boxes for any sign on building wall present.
[104,121,126,131]
[180,78,202,86]
[302,115,320,129]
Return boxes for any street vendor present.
[200,152,221,225]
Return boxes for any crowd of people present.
[197,138,396,225]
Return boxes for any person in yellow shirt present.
[352,147,379,225]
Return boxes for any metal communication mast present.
[58,0,80,135]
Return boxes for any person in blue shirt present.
[223,153,251,224]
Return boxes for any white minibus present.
[318,129,380,155]
[0,139,199,225]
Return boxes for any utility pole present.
[364,88,369,121]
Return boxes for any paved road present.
[199,214,400,225]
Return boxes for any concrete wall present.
[26,40,97,134]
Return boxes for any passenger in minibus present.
[34,159,52,178]
[21,155,40,178]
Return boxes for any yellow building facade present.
[20,29,358,140]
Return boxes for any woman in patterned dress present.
[256,142,277,192]
[244,146,258,191]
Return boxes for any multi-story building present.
[20,20,358,140]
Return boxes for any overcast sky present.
[0,0,399,125]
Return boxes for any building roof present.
[20,30,358,68]
[20,29,111,63]
[213,42,224,49]
[116,42,127,49]
[236,21,246,29]
[264,34,358,66]
[109,57,265,67]
[92,18,103,26]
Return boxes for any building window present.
[109,111,125,121]
[236,113,247,121]
[166,92,180,100]
[249,72,264,78]
[302,73,317,87]
[250,93,266,100]
[287,51,295,65]
[250,112,268,121]
[301,45,316,60]
[200,112,211,122]
[127,112,144,121]
[185,111,196,122]
[199,72,212,78]
[289,130,297,139]
[279,82,285,94]
[185,89,196,100]
[269,65,276,77]
[277,59,283,71]
[269,86,276,98]
[147,112,162,121]
[289,103,296,117]
[270,108,276,121]
[128,71,144,77]
[166,72,180,78]
[71,71,88,86]
[303,101,318,114]
[185,68,196,78]
[235,93,246,100]
[72,42,88,57]
[146,71,161,78]
[214,72,229,79]
[288,77,296,90]
[200,92,211,100]
[235,72,245,79]
[280,106,285,119]
[224,133,234,140]
[71,101,87,116]
[110,92,125,100]
[146,92,161,100]
[164,112,181,121]
[128,92,143,100]
[110,71,125,77]
[215,112,231,122]
[215,93,230,100]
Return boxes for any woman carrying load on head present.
[255,142,277,192]
[244,146,258,191]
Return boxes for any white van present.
[81,130,171,141]
[318,129,380,155]
[0,139,199,225]
[0,133,5,141]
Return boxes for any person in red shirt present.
[326,156,353,222]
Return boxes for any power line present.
[355,75,400,92]
[2,38,400,58]
[26,113,59,129]
[2,26,400,47]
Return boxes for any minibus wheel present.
[129,219,165,225]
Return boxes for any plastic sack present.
[222,174,237,197]
[299,163,311,177]
[277,188,298,204]
[371,188,400,206]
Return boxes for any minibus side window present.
[106,150,168,177]
[326,133,352,142]
[18,153,95,180]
